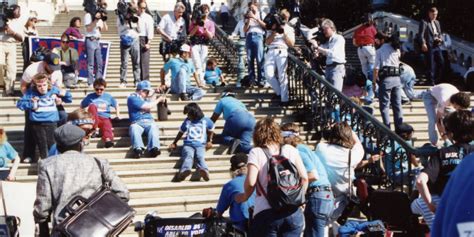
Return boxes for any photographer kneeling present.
[264,9,295,107]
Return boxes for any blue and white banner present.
[29,37,112,81]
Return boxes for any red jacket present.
[353,24,377,46]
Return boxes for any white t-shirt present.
[157,13,186,41]
[0,18,25,42]
[246,11,266,35]
[139,12,155,40]
[429,83,459,112]
[84,13,104,38]
[267,24,295,49]
[21,61,63,87]
[315,141,364,197]
[247,145,304,216]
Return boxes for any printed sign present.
[29,37,112,81]
[156,223,207,237]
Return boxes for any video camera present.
[116,0,139,25]
[83,0,108,21]
[311,27,328,45]
[191,1,205,27]
[263,13,285,34]
[0,2,17,30]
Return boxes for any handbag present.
[55,158,135,237]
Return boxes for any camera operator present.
[84,0,108,87]
[419,6,444,85]
[243,2,266,88]
[188,4,215,85]
[137,1,154,81]
[264,9,295,107]
[373,32,403,130]
[0,4,24,96]
[117,1,141,88]
[156,2,186,62]
[309,19,346,92]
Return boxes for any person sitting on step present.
[127,81,164,158]
[81,78,120,148]
[169,103,214,182]
[159,44,205,101]
[204,58,227,87]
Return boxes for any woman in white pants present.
[189,4,215,85]
[264,10,295,107]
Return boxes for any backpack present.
[256,147,305,212]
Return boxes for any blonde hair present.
[281,123,303,147]
[33,73,52,90]
[253,117,283,148]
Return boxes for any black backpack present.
[256,147,305,212]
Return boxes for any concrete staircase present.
[1,9,473,236]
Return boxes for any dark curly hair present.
[183,103,204,121]
[450,92,471,110]
[444,110,474,144]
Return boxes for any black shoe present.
[180,93,190,101]
[176,170,192,182]
[149,147,161,157]
[228,139,241,155]
[133,148,144,159]
[402,100,411,105]
[199,169,210,181]
[104,141,114,148]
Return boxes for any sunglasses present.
[95,88,105,91]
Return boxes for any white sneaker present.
[119,82,127,88]
[23,157,32,163]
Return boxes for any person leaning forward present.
[33,124,129,236]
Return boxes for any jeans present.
[170,67,205,100]
[246,32,265,84]
[85,38,103,85]
[423,91,439,145]
[325,64,345,92]
[31,122,57,159]
[304,189,335,237]
[221,110,256,153]
[400,68,417,101]
[140,36,150,81]
[191,44,208,83]
[250,208,304,237]
[357,46,375,81]
[129,119,160,150]
[378,76,403,129]
[180,145,207,173]
[120,38,141,84]
[265,48,289,102]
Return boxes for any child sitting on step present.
[169,103,214,182]
[204,58,227,87]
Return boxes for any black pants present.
[31,122,57,159]
[23,111,36,161]
[140,36,150,81]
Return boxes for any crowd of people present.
[0,0,472,236]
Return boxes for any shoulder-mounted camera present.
[264,13,285,34]
[83,0,108,21]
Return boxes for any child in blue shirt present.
[169,103,214,182]
[0,127,20,181]
[204,58,227,86]
[17,74,72,160]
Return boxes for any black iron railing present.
[287,53,437,193]
[212,27,241,74]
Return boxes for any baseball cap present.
[230,153,248,171]
[54,124,86,147]
[180,44,191,52]
[44,53,61,71]
[136,80,152,91]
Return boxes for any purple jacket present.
[64,27,83,39]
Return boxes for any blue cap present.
[136,80,152,91]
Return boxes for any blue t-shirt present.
[127,93,154,123]
[216,175,255,229]
[431,153,474,237]
[0,142,17,168]
[48,143,59,157]
[180,117,214,147]
[81,92,117,118]
[204,67,222,85]
[214,97,247,120]
[296,144,331,187]
[163,58,195,86]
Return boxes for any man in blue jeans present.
[160,44,205,101]
[210,90,256,154]
[127,81,164,158]
[243,2,266,87]
[84,7,108,86]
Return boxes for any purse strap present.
[93,157,111,189]
[347,149,353,198]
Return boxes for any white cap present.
[180,44,191,52]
